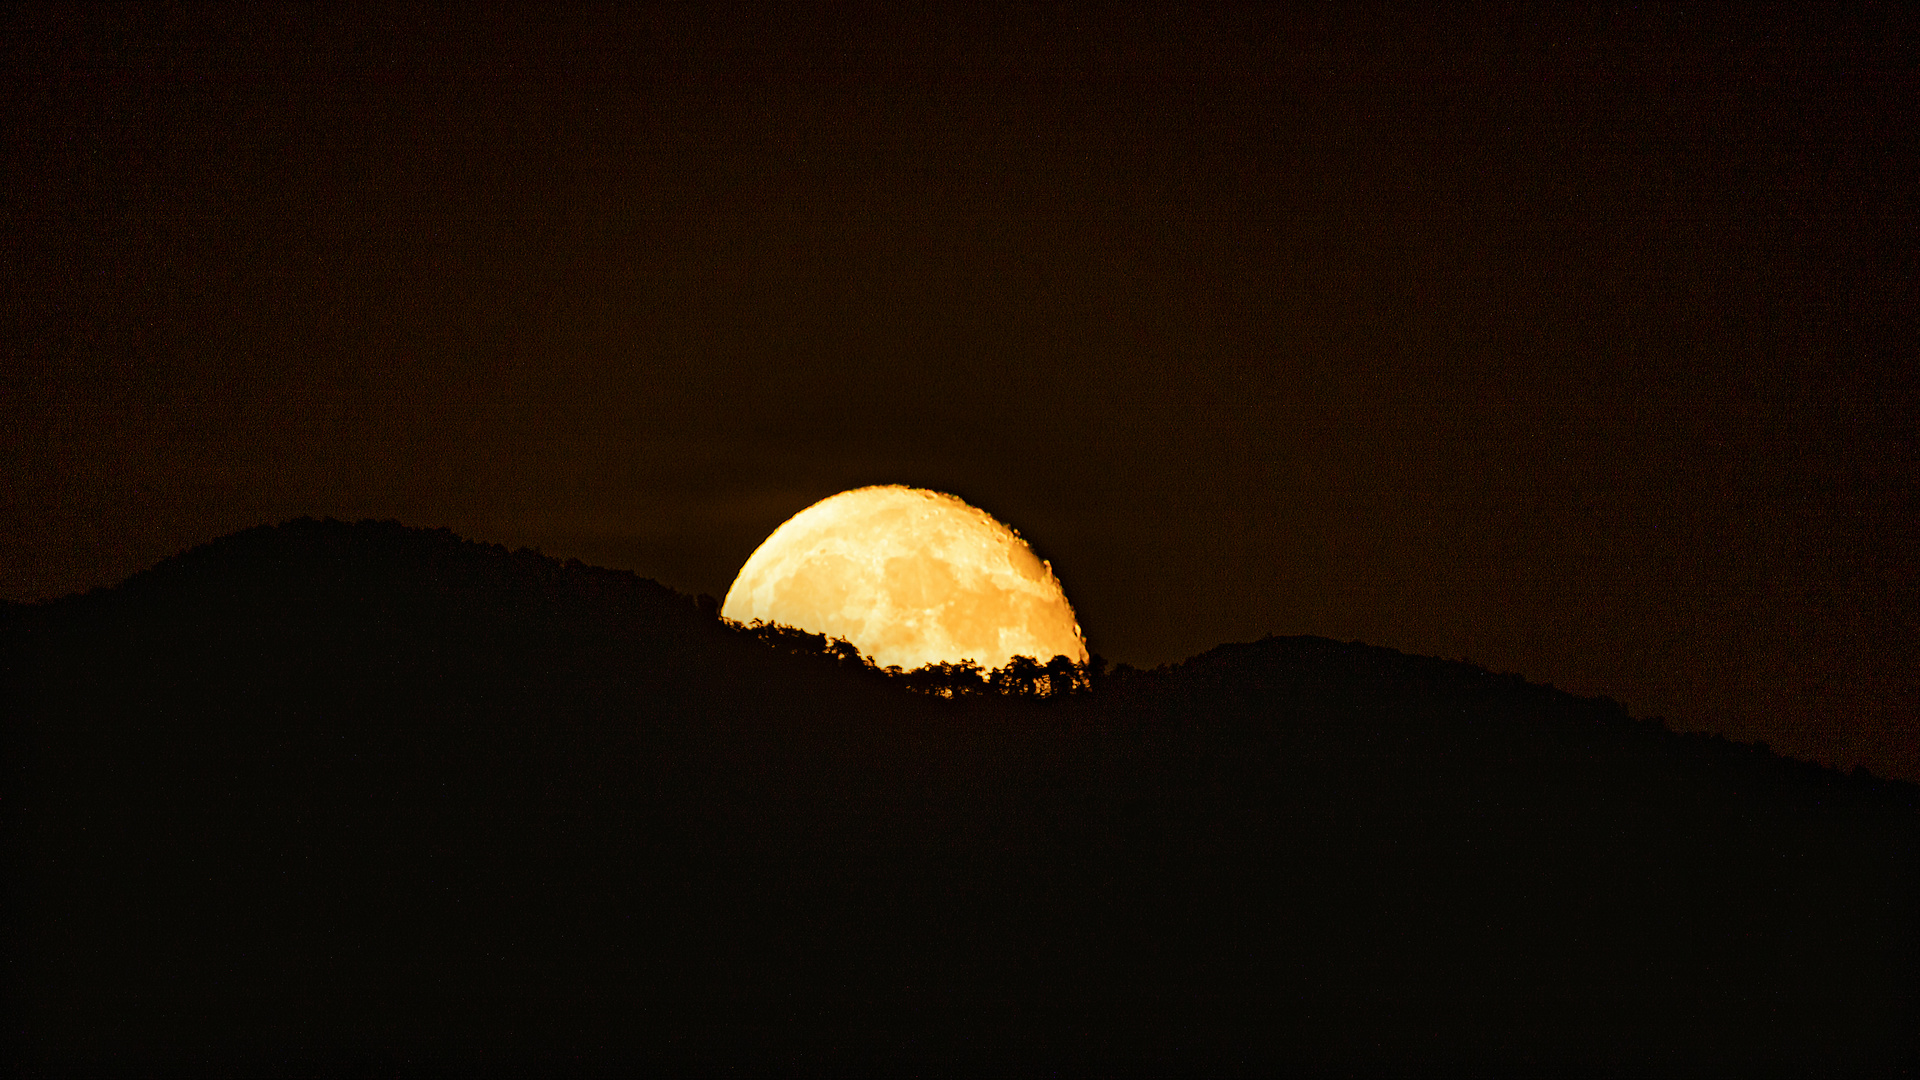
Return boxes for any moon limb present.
[721,486,1087,671]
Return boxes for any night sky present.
[7,5,1916,779]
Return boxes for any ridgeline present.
[6,519,1914,1073]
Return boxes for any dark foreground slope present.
[5,520,1914,1075]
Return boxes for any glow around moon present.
[721,486,1088,672]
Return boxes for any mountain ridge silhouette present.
[5,518,1914,1073]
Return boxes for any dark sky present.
[6,4,1916,778]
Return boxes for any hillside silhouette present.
[5,519,1914,1074]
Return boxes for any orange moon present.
[720,486,1088,671]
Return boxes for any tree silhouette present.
[898,659,989,698]
[1043,654,1082,697]
[990,654,1045,696]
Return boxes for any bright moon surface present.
[721,486,1088,672]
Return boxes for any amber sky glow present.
[721,486,1087,671]
[5,5,1914,778]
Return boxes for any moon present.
[721,486,1088,672]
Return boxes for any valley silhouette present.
[6,519,1914,1073]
